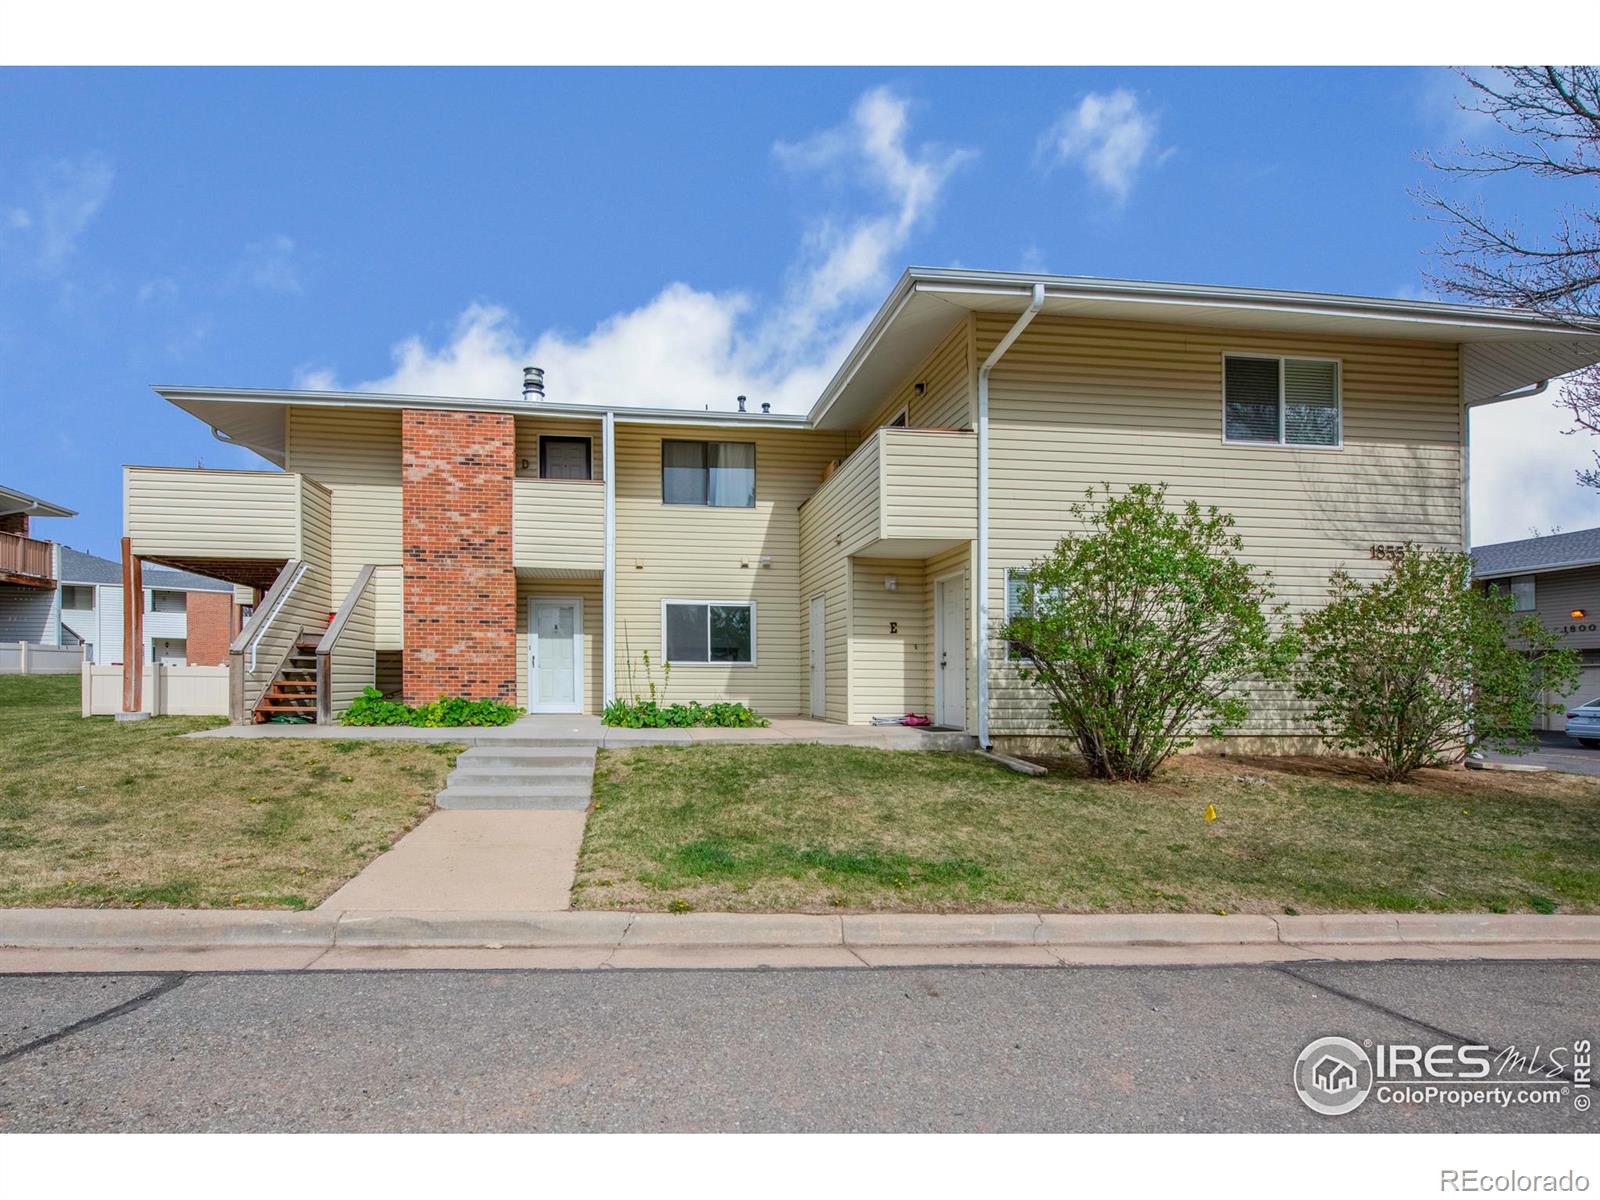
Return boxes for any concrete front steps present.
[435,741,598,811]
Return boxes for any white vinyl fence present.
[0,641,84,675]
[81,663,230,717]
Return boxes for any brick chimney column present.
[401,409,518,704]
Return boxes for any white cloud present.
[1036,89,1161,203]
[237,234,303,294]
[306,87,971,413]
[2,154,114,269]
[1470,381,1600,545]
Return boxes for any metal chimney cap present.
[760,401,771,414]
[736,395,747,413]
[522,366,545,399]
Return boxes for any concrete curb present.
[4,909,1599,953]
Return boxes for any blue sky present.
[2,66,1593,559]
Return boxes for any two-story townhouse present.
[1473,527,1600,731]
[55,546,240,667]
[118,269,1600,746]
[0,483,77,646]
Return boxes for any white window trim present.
[883,404,909,429]
[660,598,758,667]
[1221,351,1344,451]
[1509,575,1537,613]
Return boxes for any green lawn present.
[574,743,1600,915]
[0,674,461,909]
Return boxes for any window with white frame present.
[1223,355,1341,447]
[663,601,755,665]
[61,585,94,610]
[1004,568,1063,660]
[662,440,756,507]
[1509,575,1536,612]
[148,589,186,614]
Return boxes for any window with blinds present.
[1223,355,1340,447]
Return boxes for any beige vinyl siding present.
[615,422,849,716]
[1499,565,1600,652]
[923,543,973,729]
[124,467,302,561]
[513,479,605,570]
[514,416,604,480]
[848,557,928,723]
[879,430,977,541]
[797,473,862,724]
[285,406,404,648]
[863,319,974,430]
[516,575,603,713]
[980,313,1464,736]
[326,573,377,713]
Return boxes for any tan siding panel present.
[124,468,301,561]
[880,430,977,541]
[513,479,605,570]
[616,422,850,716]
[285,406,404,648]
[863,321,973,431]
[848,557,928,723]
[979,313,1464,736]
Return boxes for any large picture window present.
[1223,354,1341,447]
[662,440,756,507]
[663,601,755,665]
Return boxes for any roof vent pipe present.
[737,395,747,413]
[761,402,771,414]
[522,367,545,400]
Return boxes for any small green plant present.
[1002,482,1298,782]
[1293,547,1580,781]
[340,688,523,728]
[601,698,769,729]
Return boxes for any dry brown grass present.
[0,674,461,909]
[575,743,1600,915]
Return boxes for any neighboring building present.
[120,268,1600,738]
[55,546,240,667]
[0,483,77,646]
[1473,527,1600,731]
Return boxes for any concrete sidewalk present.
[2,910,1598,973]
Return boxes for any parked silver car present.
[1566,698,1600,747]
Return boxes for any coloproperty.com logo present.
[1293,1035,1594,1116]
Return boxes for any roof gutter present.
[976,282,1045,750]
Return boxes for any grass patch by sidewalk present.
[0,674,462,910]
[574,743,1600,915]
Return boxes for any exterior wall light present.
[1572,609,1587,619]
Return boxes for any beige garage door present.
[1546,664,1600,731]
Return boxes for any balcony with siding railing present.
[0,530,55,586]
[123,466,331,589]
[799,427,977,556]
[513,477,605,572]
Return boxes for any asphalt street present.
[1,960,1596,1132]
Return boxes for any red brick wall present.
[401,409,517,704]
[0,512,29,535]
[185,590,234,666]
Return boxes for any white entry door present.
[935,575,966,729]
[530,598,582,712]
[808,594,826,718]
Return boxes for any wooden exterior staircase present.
[254,634,321,723]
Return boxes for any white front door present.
[808,594,826,718]
[530,598,582,713]
[935,575,966,729]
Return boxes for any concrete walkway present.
[318,812,585,912]
[185,713,977,751]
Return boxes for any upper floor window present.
[61,585,94,610]
[884,407,908,429]
[1509,575,1536,612]
[1224,355,1340,447]
[539,435,592,481]
[148,590,186,614]
[662,440,756,507]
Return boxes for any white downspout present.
[976,282,1046,749]
[602,409,617,707]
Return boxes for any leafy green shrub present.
[1001,483,1298,782]
[340,688,523,728]
[601,699,769,729]
[1294,547,1579,781]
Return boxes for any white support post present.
[602,409,617,707]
